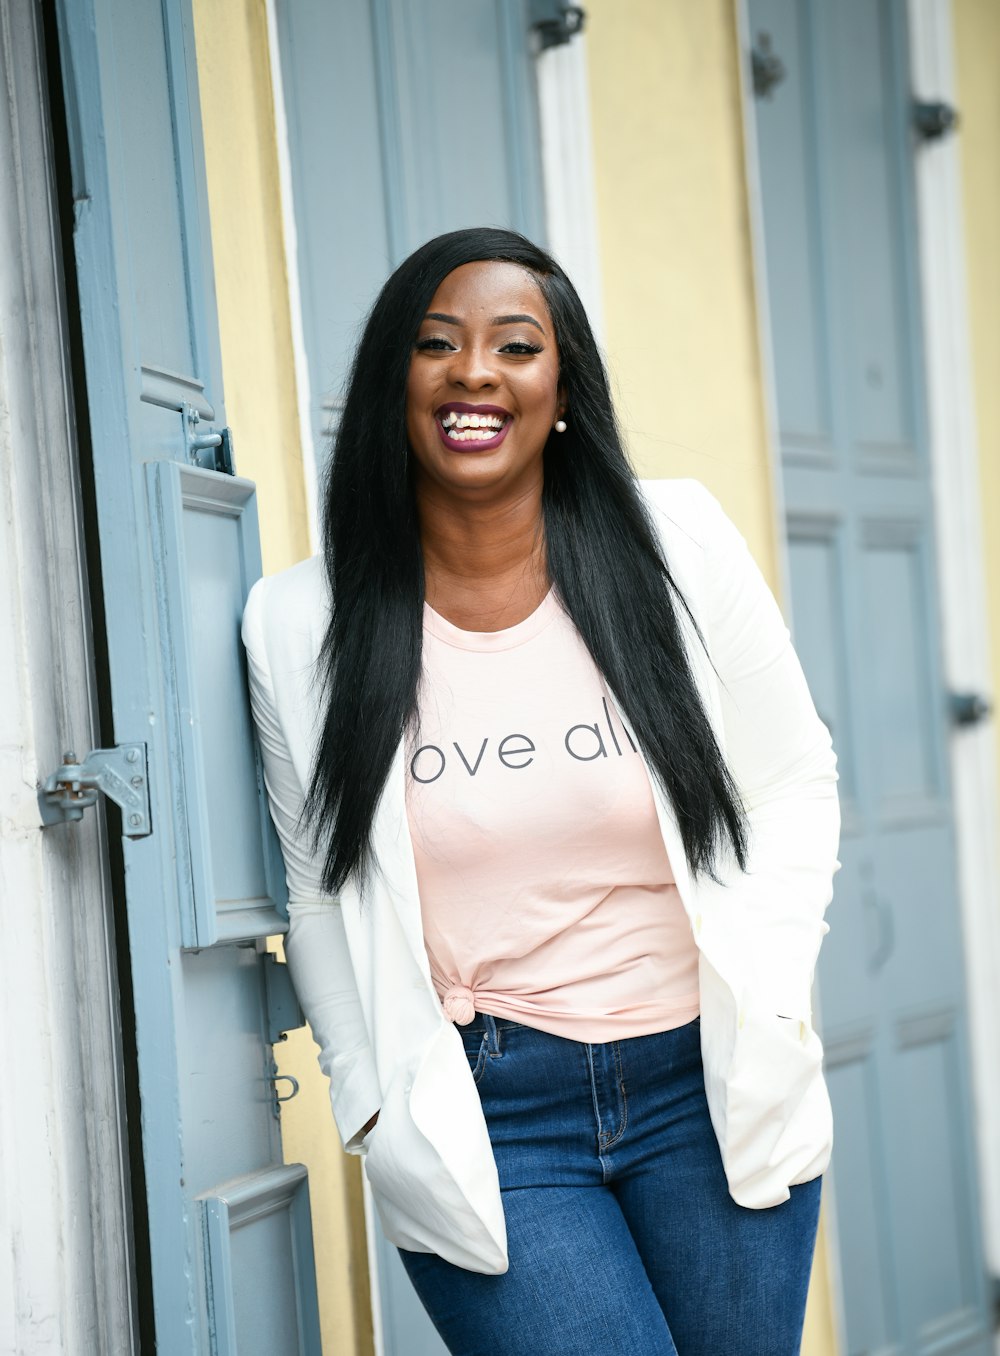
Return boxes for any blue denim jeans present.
[398,1013,822,1355]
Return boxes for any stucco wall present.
[191,3,372,1353]
[584,0,779,581]
[953,0,1000,807]
[584,4,838,1352]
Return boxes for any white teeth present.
[439,411,506,437]
[451,426,498,441]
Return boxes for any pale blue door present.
[274,4,549,1351]
[52,1,321,1350]
[275,0,547,481]
[749,2,992,1351]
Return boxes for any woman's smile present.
[435,402,512,451]
[406,259,563,500]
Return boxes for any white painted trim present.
[907,0,1000,1289]
[534,32,606,347]
[264,0,320,554]
[0,2,135,1350]
[733,2,848,1349]
[362,1176,387,1356]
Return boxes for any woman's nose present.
[447,343,498,390]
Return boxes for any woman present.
[241,227,840,1355]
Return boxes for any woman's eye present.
[501,340,543,355]
[415,336,455,352]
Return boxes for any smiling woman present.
[241,227,841,1356]
[405,260,564,631]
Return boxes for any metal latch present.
[38,744,152,838]
[182,402,235,475]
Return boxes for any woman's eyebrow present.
[422,311,545,333]
[491,313,544,332]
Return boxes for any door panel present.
[750,1,991,1351]
[146,462,285,946]
[54,0,319,1348]
[275,0,546,477]
[200,1165,321,1356]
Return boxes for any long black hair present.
[306,227,748,892]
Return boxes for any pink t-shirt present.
[405,587,701,1042]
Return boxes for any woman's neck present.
[417,480,549,633]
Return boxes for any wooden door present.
[52,1,321,1348]
[749,2,992,1351]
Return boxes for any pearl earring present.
[554,418,567,433]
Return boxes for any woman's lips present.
[435,416,511,453]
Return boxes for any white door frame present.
[535,28,606,346]
[0,3,135,1351]
[907,0,1000,1287]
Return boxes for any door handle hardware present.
[949,690,992,727]
[182,402,234,475]
[38,744,151,838]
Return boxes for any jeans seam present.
[601,1041,629,1150]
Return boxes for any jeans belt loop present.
[483,1012,499,1056]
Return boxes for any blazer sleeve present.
[695,483,842,1022]
[241,575,382,1152]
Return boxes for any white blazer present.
[240,478,841,1275]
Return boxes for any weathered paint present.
[585,4,837,1353]
[191,3,373,1353]
[953,0,1000,815]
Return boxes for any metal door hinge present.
[530,0,585,49]
[263,952,305,1046]
[751,32,786,100]
[38,744,151,837]
[182,402,235,475]
[913,99,959,142]
[949,690,993,727]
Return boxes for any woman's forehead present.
[426,260,549,323]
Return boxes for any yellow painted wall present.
[192,4,373,1353]
[585,0,779,579]
[954,0,1000,805]
[585,3,839,1353]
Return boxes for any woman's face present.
[406,260,563,503]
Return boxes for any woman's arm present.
[242,575,382,1152]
